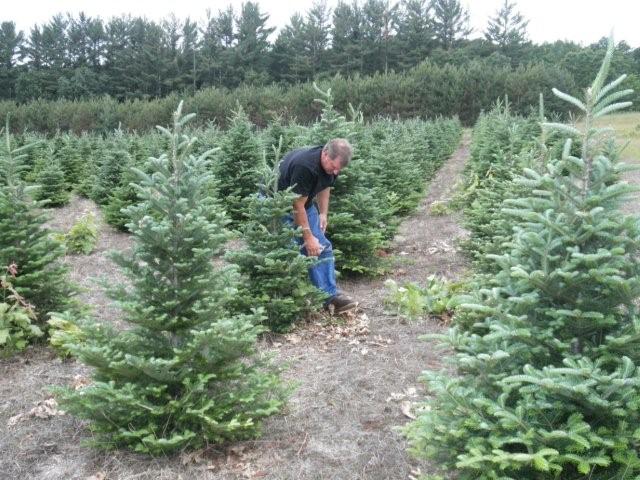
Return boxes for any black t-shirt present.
[278,146,336,208]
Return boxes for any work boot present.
[326,294,358,314]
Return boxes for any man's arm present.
[293,196,323,256]
[316,187,330,233]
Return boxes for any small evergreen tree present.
[461,104,540,271]
[227,146,325,332]
[74,133,98,197]
[307,84,389,275]
[14,132,46,181]
[261,114,298,165]
[0,121,76,324]
[213,105,262,225]
[63,212,98,255]
[369,126,427,217]
[56,102,285,455]
[55,134,84,188]
[34,158,70,206]
[103,165,140,231]
[405,38,640,479]
[91,140,131,205]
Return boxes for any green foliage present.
[74,134,100,197]
[55,134,85,187]
[213,105,262,225]
[484,0,529,52]
[431,0,472,50]
[102,135,157,230]
[47,310,85,357]
[307,84,389,275]
[460,102,542,272]
[405,37,640,479]
[103,165,140,231]
[14,132,47,181]
[0,58,577,134]
[429,201,450,216]
[0,275,43,353]
[91,141,131,205]
[226,148,325,332]
[0,123,76,324]
[260,115,300,165]
[384,277,461,320]
[62,212,98,255]
[55,102,285,455]
[34,158,70,206]
[370,130,426,218]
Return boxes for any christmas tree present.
[103,165,141,231]
[227,145,325,332]
[0,120,76,325]
[91,138,131,205]
[75,133,100,198]
[212,105,262,225]
[12,132,46,182]
[307,84,389,275]
[460,103,539,271]
[34,158,70,207]
[102,135,156,230]
[55,134,84,188]
[261,114,299,165]
[56,103,285,455]
[405,38,640,479]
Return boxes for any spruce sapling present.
[55,102,285,455]
[404,37,640,479]
[227,142,325,332]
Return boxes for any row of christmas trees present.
[1,89,462,452]
[9,86,462,276]
[2,87,462,352]
[404,38,640,479]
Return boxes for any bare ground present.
[0,133,471,480]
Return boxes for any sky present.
[2,0,638,48]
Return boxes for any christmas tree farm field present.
[0,133,471,479]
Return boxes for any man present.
[278,138,358,314]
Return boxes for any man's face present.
[321,151,343,176]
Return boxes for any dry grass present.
[593,111,640,163]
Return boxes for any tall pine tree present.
[431,0,472,50]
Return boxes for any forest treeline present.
[1,0,639,132]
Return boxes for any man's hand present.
[319,213,328,233]
[304,235,323,257]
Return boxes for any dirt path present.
[0,134,472,480]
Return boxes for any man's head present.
[320,138,352,176]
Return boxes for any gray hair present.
[323,138,353,167]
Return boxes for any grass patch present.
[593,111,640,163]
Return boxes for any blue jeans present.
[286,204,338,298]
